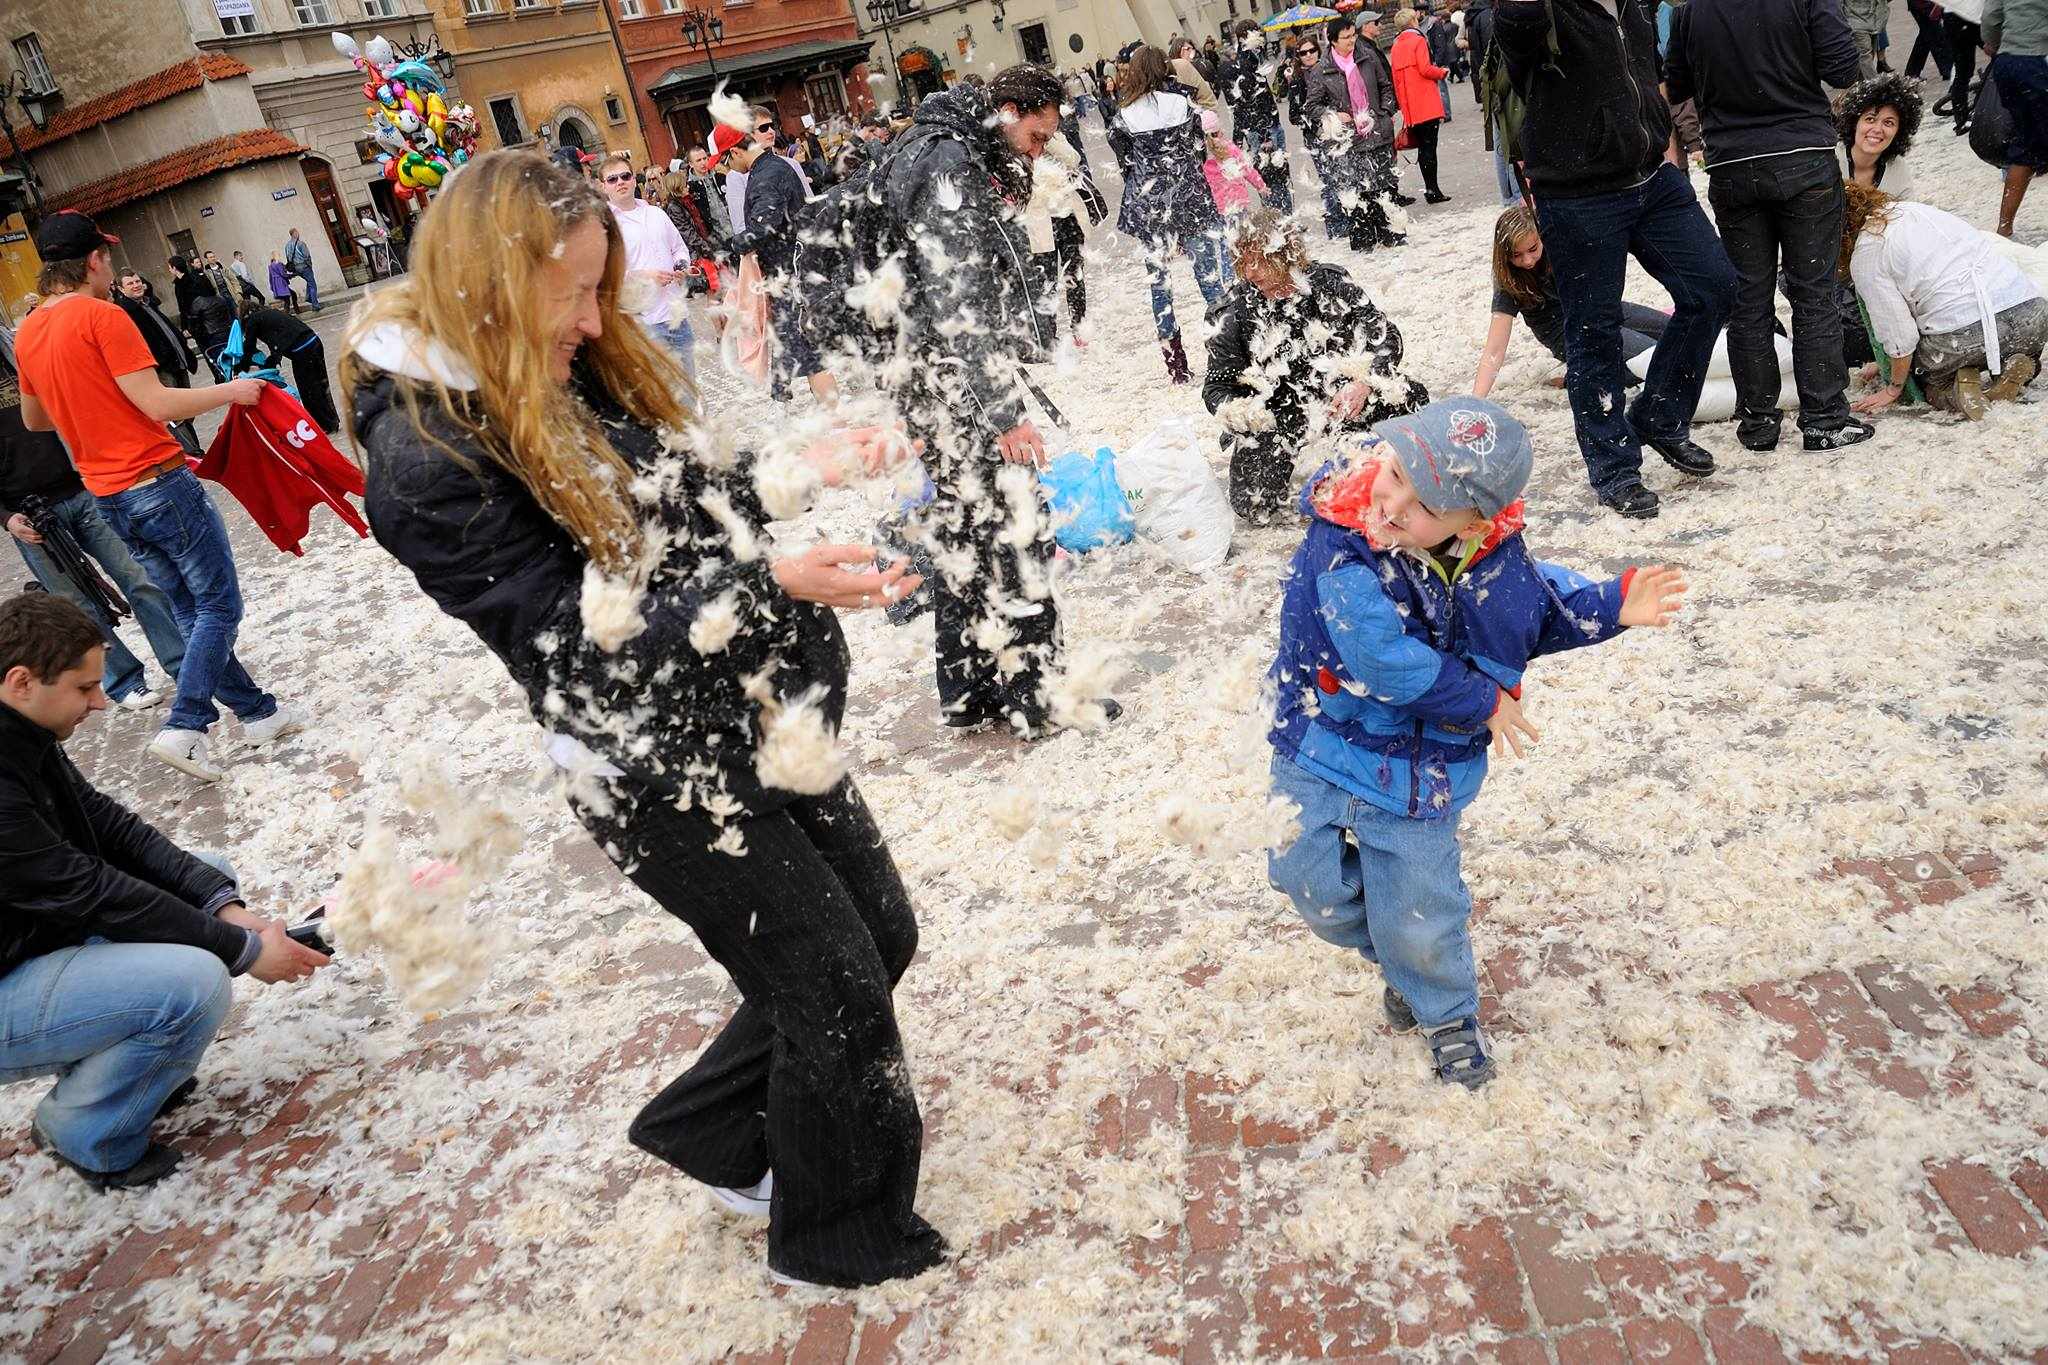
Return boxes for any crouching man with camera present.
[0,591,329,1191]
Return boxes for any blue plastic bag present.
[1040,447,1134,552]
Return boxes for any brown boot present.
[1162,333,1191,385]
[1951,367,1989,420]
[1985,354,2039,403]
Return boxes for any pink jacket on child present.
[1202,145,1268,217]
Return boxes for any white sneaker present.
[147,728,223,782]
[241,703,308,747]
[707,1171,772,1219]
[116,687,166,711]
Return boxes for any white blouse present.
[1850,200,2043,370]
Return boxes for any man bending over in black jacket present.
[0,592,327,1190]
[1495,0,1738,519]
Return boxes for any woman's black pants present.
[572,776,946,1288]
[1412,117,1443,196]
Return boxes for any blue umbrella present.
[1263,4,1341,29]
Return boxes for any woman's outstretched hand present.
[773,545,923,610]
[803,427,921,485]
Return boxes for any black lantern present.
[0,69,55,217]
[679,3,729,80]
[395,33,456,84]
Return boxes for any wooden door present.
[301,159,359,267]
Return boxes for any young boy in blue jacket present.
[1266,397,1688,1087]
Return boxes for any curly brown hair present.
[1839,179,1897,279]
[1837,73,1922,184]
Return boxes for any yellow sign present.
[0,213,40,328]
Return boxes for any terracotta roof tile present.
[13,55,255,153]
[52,129,308,219]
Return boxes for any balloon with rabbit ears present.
[365,35,395,68]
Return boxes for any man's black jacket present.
[116,293,192,377]
[0,400,84,521]
[1664,0,1860,168]
[0,705,253,980]
[1494,0,1674,198]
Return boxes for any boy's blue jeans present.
[95,468,277,734]
[1268,753,1480,1029]
[0,853,236,1173]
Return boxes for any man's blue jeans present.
[1534,163,1737,499]
[1267,754,1480,1029]
[1237,123,1294,212]
[1143,230,1233,341]
[95,468,276,733]
[14,489,187,701]
[651,316,697,384]
[293,264,319,309]
[0,854,236,1173]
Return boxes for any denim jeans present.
[1142,230,1233,341]
[0,852,235,1173]
[1494,147,1523,205]
[650,316,697,384]
[1706,150,1849,435]
[1238,123,1295,211]
[1534,163,1738,498]
[1309,144,1350,238]
[95,468,276,733]
[293,264,319,309]
[1267,754,1480,1029]
[14,489,188,701]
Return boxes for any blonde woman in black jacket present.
[343,150,945,1290]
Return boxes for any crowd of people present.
[0,0,2043,1307]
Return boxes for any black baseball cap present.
[34,210,121,263]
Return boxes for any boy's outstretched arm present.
[1529,562,1687,657]
[1618,565,1688,627]
[1319,566,1502,729]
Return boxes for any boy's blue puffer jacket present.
[1269,459,1634,819]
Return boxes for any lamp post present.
[0,69,57,221]
[864,0,915,111]
[394,32,458,84]
[678,2,728,82]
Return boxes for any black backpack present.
[791,143,912,370]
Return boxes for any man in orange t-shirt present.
[15,211,311,782]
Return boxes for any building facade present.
[609,0,873,166]
[432,0,651,164]
[856,0,1240,108]
[3,0,459,305]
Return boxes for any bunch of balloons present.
[333,32,481,205]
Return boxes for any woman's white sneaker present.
[242,703,309,747]
[706,1171,772,1219]
[147,728,223,782]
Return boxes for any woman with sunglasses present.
[599,150,697,380]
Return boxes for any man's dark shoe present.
[1424,189,1451,204]
[1633,425,1716,476]
[30,1122,183,1192]
[1802,420,1876,452]
[1736,416,1781,451]
[1391,192,1417,206]
[1600,484,1662,519]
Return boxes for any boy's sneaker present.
[1383,986,1418,1033]
[148,728,223,782]
[1802,420,1875,451]
[707,1171,773,1219]
[1423,1016,1497,1089]
[242,703,309,747]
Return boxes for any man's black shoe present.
[30,1122,183,1192]
[1736,419,1780,452]
[1802,420,1876,451]
[1391,192,1417,206]
[1600,485,1662,519]
[1424,190,1451,204]
[1634,427,1716,476]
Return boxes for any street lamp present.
[0,68,57,220]
[991,0,1006,32]
[394,32,457,84]
[678,3,728,81]
[864,0,914,110]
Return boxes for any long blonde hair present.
[343,151,695,572]
[1839,179,1895,280]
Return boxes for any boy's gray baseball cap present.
[1370,397,1533,518]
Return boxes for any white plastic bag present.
[1116,417,1236,573]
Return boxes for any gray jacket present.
[1986,0,2048,56]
